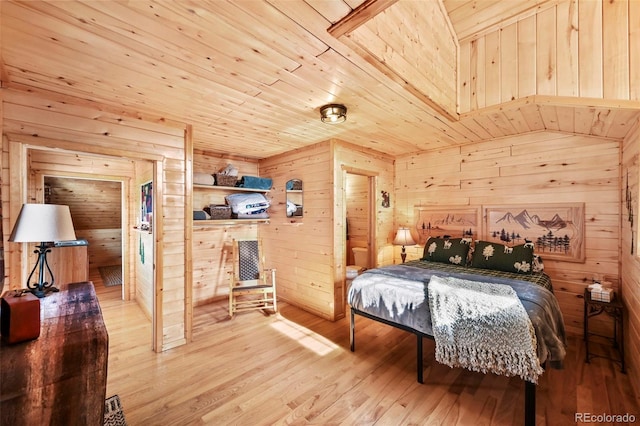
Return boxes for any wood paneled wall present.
[45,177,121,229]
[191,150,260,306]
[259,141,337,319]
[259,140,394,321]
[134,160,154,318]
[620,118,640,400]
[334,142,395,312]
[395,131,620,336]
[2,87,188,352]
[459,0,640,112]
[135,230,154,320]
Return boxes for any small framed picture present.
[141,181,153,227]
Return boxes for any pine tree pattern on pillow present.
[471,240,534,274]
[422,237,472,265]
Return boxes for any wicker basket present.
[214,173,237,187]
[209,204,232,220]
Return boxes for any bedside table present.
[583,288,625,373]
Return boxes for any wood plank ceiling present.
[1,0,639,159]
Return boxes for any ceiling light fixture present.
[320,104,347,124]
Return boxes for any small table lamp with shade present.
[393,227,416,263]
[8,204,77,298]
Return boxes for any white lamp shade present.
[9,204,77,243]
[393,227,416,246]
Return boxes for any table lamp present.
[393,227,416,263]
[9,204,77,298]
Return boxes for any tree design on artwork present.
[422,222,475,238]
[490,208,575,255]
[536,231,571,254]
[492,229,522,243]
[493,227,570,253]
[484,203,586,262]
[415,207,481,246]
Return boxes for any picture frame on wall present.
[141,181,153,230]
[483,203,585,263]
[414,206,480,245]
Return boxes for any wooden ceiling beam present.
[327,0,398,38]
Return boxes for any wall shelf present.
[193,184,269,193]
[193,219,270,226]
[132,227,153,234]
[193,183,270,225]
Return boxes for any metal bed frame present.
[350,307,537,426]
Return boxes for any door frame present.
[342,166,378,272]
[41,174,128,300]
[11,145,159,348]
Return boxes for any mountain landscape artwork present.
[485,203,585,263]
[415,207,479,244]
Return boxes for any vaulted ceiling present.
[1,0,639,159]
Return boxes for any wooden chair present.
[229,239,277,318]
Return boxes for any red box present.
[1,291,40,344]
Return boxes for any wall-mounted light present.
[320,104,347,124]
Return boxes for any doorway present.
[345,171,376,271]
[44,176,125,298]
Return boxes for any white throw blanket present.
[428,275,543,383]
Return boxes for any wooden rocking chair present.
[229,239,277,318]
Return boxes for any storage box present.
[591,287,613,302]
[208,204,232,219]
[214,174,237,187]
[1,291,41,344]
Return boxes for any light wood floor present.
[92,272,639,425]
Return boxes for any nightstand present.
[583,289,625,373]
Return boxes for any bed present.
[347,238,567,426]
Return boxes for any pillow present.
[225,193,270,214]
[471,240,534,274]
[533,254,544,273]
[422,237,471,265]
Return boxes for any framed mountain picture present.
[484,203,585,263]
[414,206,480,245]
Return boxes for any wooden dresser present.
[0,281,109,426]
